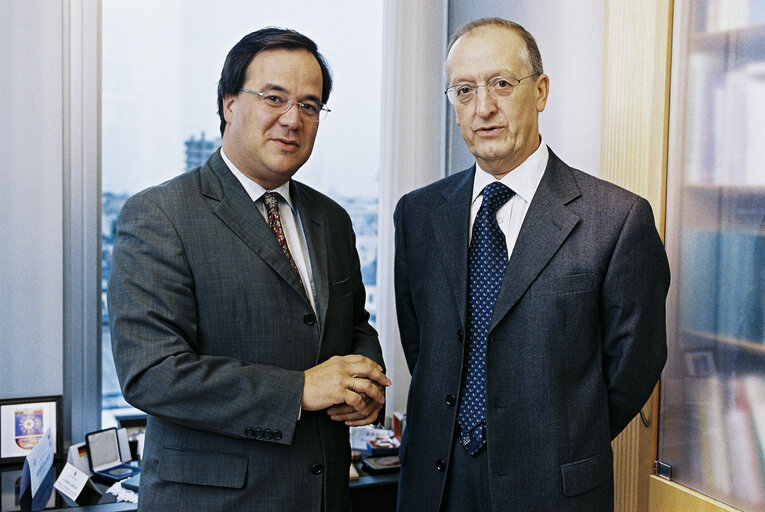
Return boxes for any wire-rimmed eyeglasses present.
[444,74,539,105]
[240,88,331,122]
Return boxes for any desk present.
[2,464,393,511]
[349,463,398,512]
[47,504,135,512]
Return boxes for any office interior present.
[1,1,764,511]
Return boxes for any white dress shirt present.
[220,148,317,314]
[469,138,549,258]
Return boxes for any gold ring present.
[352,378,357,392]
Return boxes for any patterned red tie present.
[262,192,304,288]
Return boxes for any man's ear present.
[223,94,237,124]
[535,74,550,113]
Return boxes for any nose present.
[278,102,302,128]
[473,86,497,117]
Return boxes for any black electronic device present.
[85,427,140,484]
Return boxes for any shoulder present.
[547,150,645,214]
[120,170,202,222]
[396,167,473,215]
[406,167,472,201]
[292,180,352,222]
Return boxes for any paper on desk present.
[19,428,54,499]
[54,463,90,502]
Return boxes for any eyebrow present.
[259,83,322,103]
[449,71,516,84]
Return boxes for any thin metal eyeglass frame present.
[444,74,540,105]
[239,88,331,122]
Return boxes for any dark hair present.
[447,18,543,77]
[217,27,333,136]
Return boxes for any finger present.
[343,354,385,374]
[329,394,376,419]
[340,357,390,387]
[329,409,365,422]
[343,389,367,412]
[354,366,391,388]
[345,403,384,426]
[352,379,386,404]
[327,403,355,417]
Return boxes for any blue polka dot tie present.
[457,181,514,455]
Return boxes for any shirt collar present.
[471,137,549,205]
[220,147,295,211]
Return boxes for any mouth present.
[271,137,300,150]
[474,125,503,136]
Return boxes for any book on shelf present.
[688,374,731,496]
[686,59,765,188]
[744,374,765,495]
[679,229,765,343]
[703,0,763,32]
[725,378,764,502]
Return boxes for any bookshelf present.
[658,1,765,511]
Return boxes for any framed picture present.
[0,396,62,465]
[0,464,60,510]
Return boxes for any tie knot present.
[481,182,513,214]
[263,192,280,213]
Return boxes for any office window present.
[101,1,383,425]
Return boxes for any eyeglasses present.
[444,74,539,105]
[239,88,331,122]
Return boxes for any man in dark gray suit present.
[108,27,389,511]
[394,18,670,511]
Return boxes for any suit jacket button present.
[311,463,324,475]
[254,429,264,439]
[264,429,273,440]
[245,428,255,438]
[456,330,464,342]
[304,313,316,325]
[274,430,283,440]
[445,394,456,406]
[435,459,446,471]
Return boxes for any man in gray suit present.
[394,18,670,511]
[108,27,389,511]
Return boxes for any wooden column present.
[601,1,674,511]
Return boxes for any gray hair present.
[448,18,543,76]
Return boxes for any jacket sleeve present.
[393,195,420,374]
[600,196,670,438]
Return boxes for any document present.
[54,463,90,502]
[19,428,54,499]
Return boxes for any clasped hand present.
[302,354,391,426]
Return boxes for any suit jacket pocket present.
[331,276,353,298]
[159,446,248,489]
[530,272,595,298]
[559,447,613,497]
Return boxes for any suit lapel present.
[200,151,309,304]
[430,168,474,327]
[292,181,330,336]
[490,150,582,332]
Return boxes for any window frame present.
[63,0,102,445]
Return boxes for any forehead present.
[245,47,323,94]
[446,26,526,82]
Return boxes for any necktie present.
[263,192,304,288]
[457,181,514,455]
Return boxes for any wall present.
[446,0,605,176]
[0,1,64,400]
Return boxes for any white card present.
[20,428,54,498]
[54,463,90,502]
